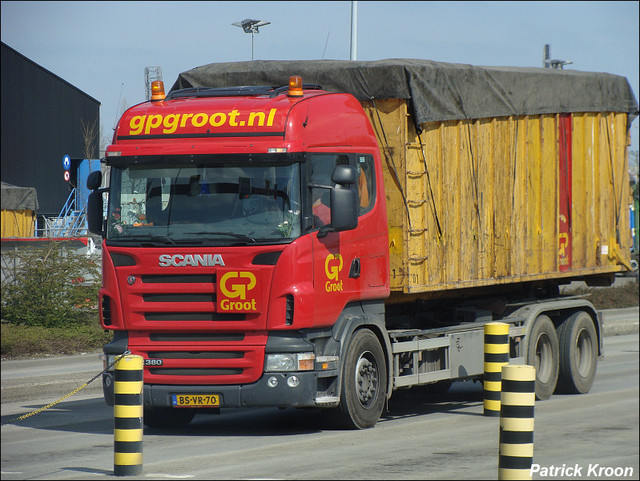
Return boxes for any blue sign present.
[62,154,71,171]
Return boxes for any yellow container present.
[361,99,632,296]
[1,209,35,238]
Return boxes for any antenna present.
[311,32,331,90]
[306,32,332,128]
[322,32,331,60]
[113,82,125,131]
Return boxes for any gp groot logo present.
[218,271,258,312]
[324,254,344,292]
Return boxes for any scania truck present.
[87,59,637,429]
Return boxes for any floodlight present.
[232,18,271,60]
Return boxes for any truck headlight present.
[101,353,118,372]
[265,352,315,372]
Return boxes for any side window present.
[356,155,375,216]
[310,154,349,228]
[309,154,374,228]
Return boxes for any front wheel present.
[556,311,598,394]
[526,315,559,400]
[330,329,387,429]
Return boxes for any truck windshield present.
[106,160,302,245]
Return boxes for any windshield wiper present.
[110,234,176,246]
[186,231,257,244]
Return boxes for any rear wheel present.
[143,407,195,428]
[556,311,598,394]
[526,315,559,400]
[330,329,387,429]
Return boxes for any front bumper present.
[103,370,335,408]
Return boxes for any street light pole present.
[350,1,357,60]
[232,19,271,61]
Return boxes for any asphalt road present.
[1,307,638,405]
[1,331,637,480]
[0,307,638,480]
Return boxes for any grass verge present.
[567,278,639,310]
[1,321,111,360]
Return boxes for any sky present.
[1,1,639,160]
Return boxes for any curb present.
[1,372,103,404]
[601,307,640,337]
[1,351,103,404]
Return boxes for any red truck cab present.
[88,77,390,428]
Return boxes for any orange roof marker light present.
[288,76,304,97]
[150,80,166,101]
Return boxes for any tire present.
[143,407,195,428]
[526,315,559,400]
[556,311,598,394]
[331,329,387,429]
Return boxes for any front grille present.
[132,273,250,323]
[121,265,270,385]
[149,333,244,342]
[133,334,265,384]
[148,351,244,359]
[143,293,215,303]
[141,274,215,283]
[149,368,243,376]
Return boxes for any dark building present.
[1,42,100,219]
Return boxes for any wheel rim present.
[355,351,379,408]
[535,333,553,383]
[575,327,593,377]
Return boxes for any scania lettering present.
[87,61,636,429]
[158,253,225,267]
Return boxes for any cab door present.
[308,153,384,328]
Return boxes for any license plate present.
[172,394,220,407]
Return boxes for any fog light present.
[267,376,279,388]
[287,376,300,388]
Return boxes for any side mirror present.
[87,189,106,236]
[329,186,358,232]
[318,164,358,237]
[87,170,102,190]
[331,164,357,185]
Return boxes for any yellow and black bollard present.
[483,322,510,416]
[498,364,536,480]
[113,354,144,476]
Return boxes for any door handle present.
[349,258,361,278]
